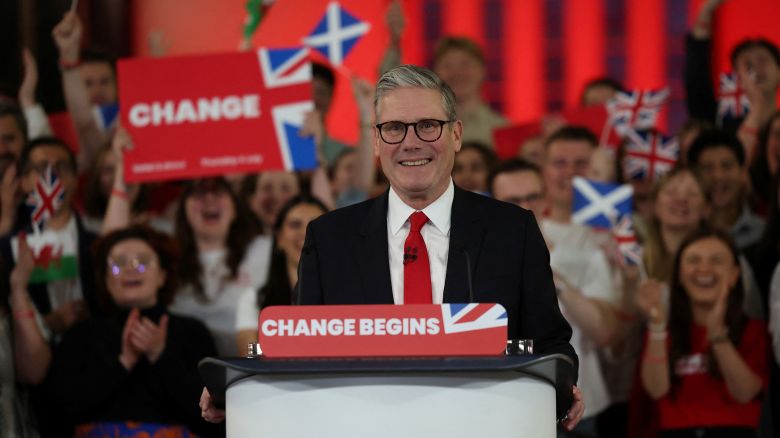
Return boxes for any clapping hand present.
[119,308,169,370]
[52,11,82,64]
[636,279,667,324]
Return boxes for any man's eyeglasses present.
[375,119,454,144]
[107,254,158,276]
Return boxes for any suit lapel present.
[357,191,394,304]
[443,187,486,303]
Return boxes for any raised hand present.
[385,0,405,44]
[705,281,730,340]
[351,77,375,123]
[636,279,667,324]
[10,233,35,296]
[52,11,82,64]
[18,48,39,108]
[111,125,135,164]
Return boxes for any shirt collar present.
[388,179,454,236]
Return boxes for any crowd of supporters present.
[0,0,779,437]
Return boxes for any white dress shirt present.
[387,180,454,304]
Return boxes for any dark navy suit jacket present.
[297,186,578,379]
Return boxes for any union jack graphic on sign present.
[257,47,318,171]
[441,303,508,334]
[717,71,750,123]
[26,165,64,230]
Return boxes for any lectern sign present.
[257,304,508,358]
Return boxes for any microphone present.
[450,240,474,303]
[403,245,418,264]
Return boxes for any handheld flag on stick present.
[571,177,633,229]
[622,129,679,182]
[606,88,670,138]
[613,215,642,266]
[717,71,750,125]
[25,165,65,232]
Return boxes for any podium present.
[199,354,575,438]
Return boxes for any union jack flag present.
[613,215,642,266]
[622,129,679,181]
[572,177,633,229]
[302,1,370,66]
[25,165,65,230]
[441,303,507,334]
[606,88,670,137]
[257,47,318,171]
[717,71,750,123]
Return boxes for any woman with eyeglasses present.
[49,225,221,437]
[106,130,272,356]
[637,228,768,438]
[235,195,328,351]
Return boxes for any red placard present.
[257,304,508,358]
[493,122,543,159]
[118,48,317,182]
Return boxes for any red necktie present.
[403,211,432,304]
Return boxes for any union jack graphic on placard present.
[302,1,370,66]
[613,215,642,266]
[26,165,65,230]
[257,47,311,89]
[622,129,679,181]
[717,71,751,123]
[441,303,507,334]
[257,47,318,171]
[607,88,670,137]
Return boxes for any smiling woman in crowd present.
[638,228,768,438]
[49,225,221,437]
[235,195,328,352]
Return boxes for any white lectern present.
[199,354,575,438]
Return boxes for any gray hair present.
[374,65,457,121]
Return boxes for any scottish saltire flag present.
[613,215,642,266]
[572,177,633,229]
[303,1,371,66]
[254,0,385,144]
[622,129,679,181]
[258,47,318,171]
[717,71,750,123]
[92,102,119,132]
[607,88,670,137]
[25,165,64,231]
[441,303,507,334]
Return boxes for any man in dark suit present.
[203,65,584,429]
[297,65,583,429]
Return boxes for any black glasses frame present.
[375,119,454,144]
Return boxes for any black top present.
[49,306,223,437]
